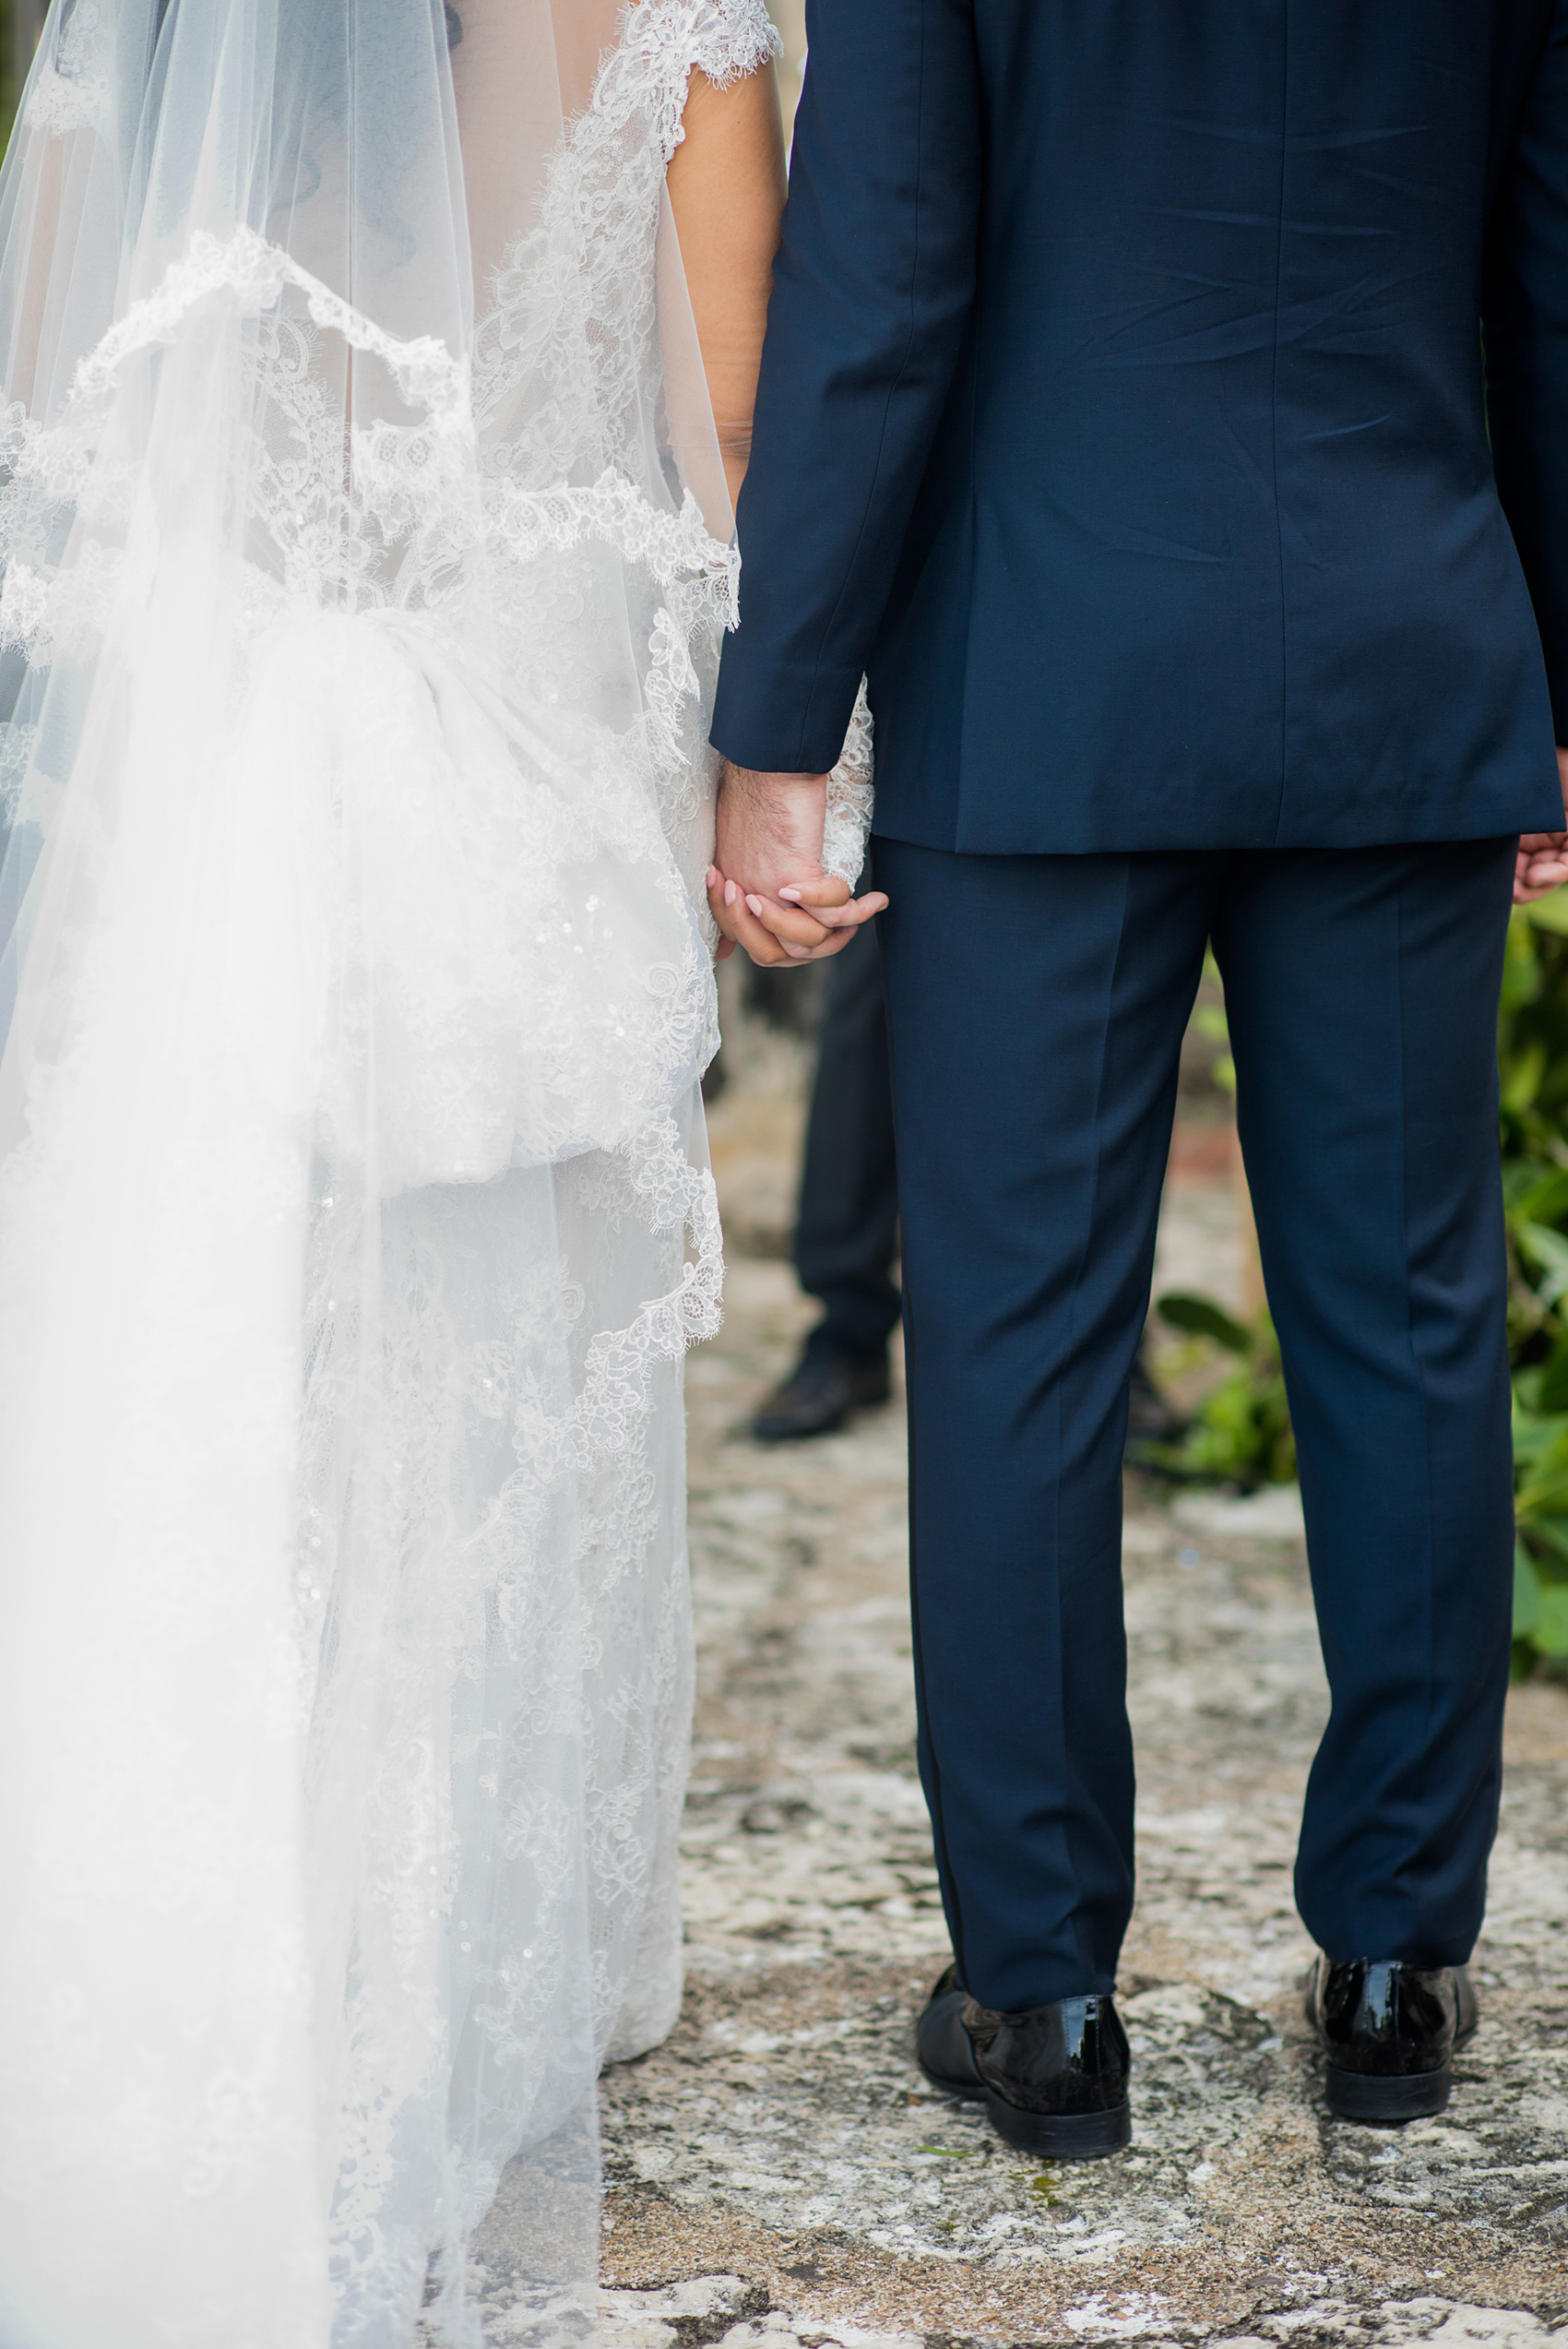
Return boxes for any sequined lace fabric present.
[0,5,864,2346]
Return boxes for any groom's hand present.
[707,759,886,965]
[1515,748,1568,903]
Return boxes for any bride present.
[0,3,875,2344]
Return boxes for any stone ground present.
[480,1007,1568,2349]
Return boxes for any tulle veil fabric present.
[0,2,780,2343]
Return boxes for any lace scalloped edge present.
[822,682,874,887]
[573,1113,723,1469]
[0,228,740,674]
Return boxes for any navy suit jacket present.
[709,1,1568,852]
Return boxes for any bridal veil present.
[0,2,778,2342]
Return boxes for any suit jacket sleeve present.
[708,0,981,776]
[1484,0,1568,743]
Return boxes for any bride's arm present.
[666,59,788,509]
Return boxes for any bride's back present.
[0,6,782,2346]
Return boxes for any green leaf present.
[1515,1541,1543,1640]
[1515,1167,1568,1229]
[1512,1418,1564,1478]
[1539,1344,1568,1414]
[1504,1158,1552,1207]
[1515,1453,1568,1520]
[1514,1219,1568,1306]
[1510,1406,1568,1493]
[1535,1580,1568,1657]
[1156,1293,1251,1352]
[1526,889,1568,937]
[1503,1040,1550,1117]
[1528,1518,1568,1568]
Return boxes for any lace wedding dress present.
[0,5,863,2345]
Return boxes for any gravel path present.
[470,1041,1568,2349]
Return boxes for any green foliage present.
[1155,1291,1251,1352]
[1143,903,1568,1673]
[0,6,23,154]
[0,6,53,154]
[1139,1293,1296,1491]
[1499,897,1568,1674]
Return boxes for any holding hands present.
[714,747,1568,924]
[1515,747,1568,904]
[707,760,887,964]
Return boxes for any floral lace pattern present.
[23,0,109,136]
[824,684,875,885]
[0,3,780,2343]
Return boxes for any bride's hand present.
[707,760,887,964]
[1515,748,1568,903]
[707,868,885,964]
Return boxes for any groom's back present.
[718,0,1568,854]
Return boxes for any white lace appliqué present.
[824,683,874,886]
[0,3,782,2343]
[23,0,109,137]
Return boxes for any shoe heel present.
[984,2093,1132,2160]
[917,2057,987,2104]
[1324,2063,1452,2123]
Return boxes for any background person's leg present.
[877,839,1218,2011]
[752,850,902,1440]
[1215,839,1516,1966]
[792,865,901,1360]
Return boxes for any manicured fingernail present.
[706,865,718,886]
[778,886,802,901]
[746,894,765,915]
[724,880,737,906]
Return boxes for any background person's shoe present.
[751,1324,891,1442]
[917,1972,1132,2159]
[1306,1956,1479,2122]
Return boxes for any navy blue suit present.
[711,2,1568,2007]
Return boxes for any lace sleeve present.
[684,0,782,90]
[822,681,874,887]
[627,0,782,157]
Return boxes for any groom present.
[707,0,1568,2155]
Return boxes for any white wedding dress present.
[0,5,863,2345]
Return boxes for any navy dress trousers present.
[712,1,1568,2010]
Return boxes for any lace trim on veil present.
[0,4,790,2342]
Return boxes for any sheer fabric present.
[0,3,793,2344]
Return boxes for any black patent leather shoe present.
[915,1964,987,2100]
[751,1326,891,1442]
[1305,1957,1479,2122]
[916,1965,1132,2159]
